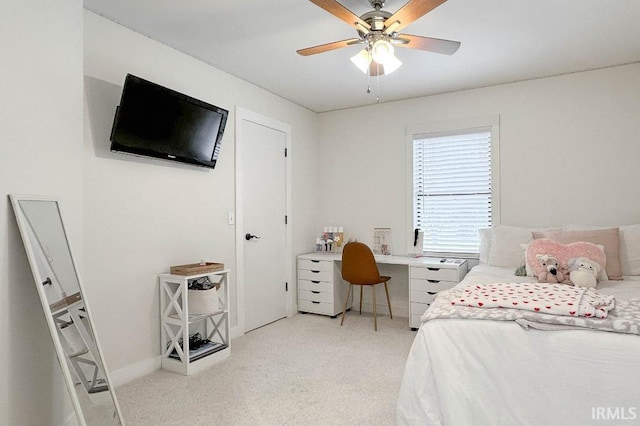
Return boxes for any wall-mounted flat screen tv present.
[110,74,228,169]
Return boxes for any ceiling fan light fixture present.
[371,39,394,64]
[381,54,402,75]
[350,49,372,74]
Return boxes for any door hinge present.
[284,148,288,157]
[285,282,288,292]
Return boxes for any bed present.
[397,225,640,425]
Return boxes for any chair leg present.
[359,286,363,315]
[384,281,393,319]
[372,285,377,331]
[340,284,353,326]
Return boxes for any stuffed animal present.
[535,254,571,284]
[568,257,600,288]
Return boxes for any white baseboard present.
[110,356,161,388]
[230,325,242,339]
[64,413,79,426]
[110,330,244,387]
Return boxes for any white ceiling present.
[84,0,640,113]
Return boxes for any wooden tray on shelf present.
[49,291,82,313]
[170,262,224,276]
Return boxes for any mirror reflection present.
[11,196,123,425]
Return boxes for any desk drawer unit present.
[409,261,468,329]
[297,256,349,317]
[298,269,333,282]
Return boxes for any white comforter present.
[397,265,640,425]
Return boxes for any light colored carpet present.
[116,312,417,425]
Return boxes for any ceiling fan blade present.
[309,0,371,31]
[297,38,362,56]
[384,0,447,34]
[396,34,460,55]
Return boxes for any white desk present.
[297,253,468,328]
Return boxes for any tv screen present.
[110,74,228,169]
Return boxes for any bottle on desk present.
[335,227,344,248]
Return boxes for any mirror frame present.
[9,194,124,425]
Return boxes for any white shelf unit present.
[159,270,230,375]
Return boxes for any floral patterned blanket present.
[451,282,614,318]
[423,283,640,335]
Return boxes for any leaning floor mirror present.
[10,194,124,426]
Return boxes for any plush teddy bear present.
[535,254,571,284]
[567,257,600,288]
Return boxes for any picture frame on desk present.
[373,228,392,255]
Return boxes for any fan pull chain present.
[364,60,380,103]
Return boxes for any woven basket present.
[188,287,219,315]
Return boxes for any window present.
[408,117,499,256]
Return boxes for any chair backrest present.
[341,242,383,285]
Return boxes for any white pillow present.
[488,225,561,268]
[621,224,640,275]
[488,225,536,267]
[520,243,533,276]
[478,228,492,264]
[564,223,640,276]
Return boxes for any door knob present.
[245,233,261,241]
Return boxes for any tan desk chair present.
[340,242,393,331]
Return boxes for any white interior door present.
[241,119,287,332]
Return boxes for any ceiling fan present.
[297,0,460,76]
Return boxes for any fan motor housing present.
[358,10,392,37]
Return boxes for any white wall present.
[4,5,638,421]
[0,0,83,424]
[83,11,319,382]
[317,63,640,314]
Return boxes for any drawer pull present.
[311,260,320,263]
[311,291,320,294]
[428,279,440,283]
[427,267,440,271]
[311,270,320,273]
[312,301,320,304]
[311,280,320,284]
[427,291,437,295]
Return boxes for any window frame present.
[405,115,501,258]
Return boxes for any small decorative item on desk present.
[334,226,344,249]
[373,228,392,255]
[409,228,424,258]
[316,226,345,252]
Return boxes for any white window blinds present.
[413,130,492,254]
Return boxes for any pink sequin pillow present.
[526,239,607,279]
